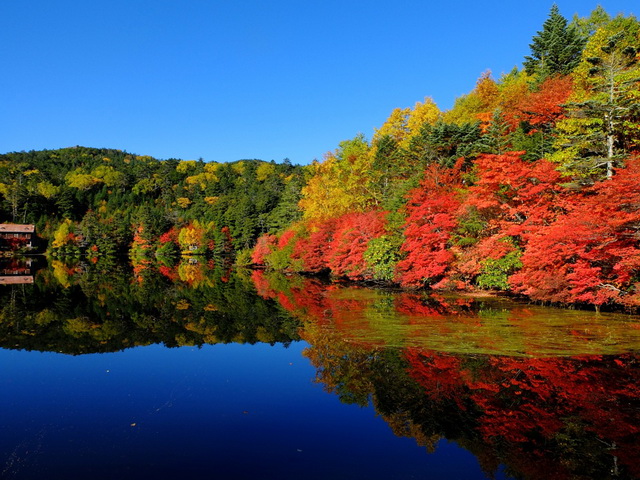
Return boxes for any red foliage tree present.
[454,152,566,288]
[466,152,565,234]
[516,75,573,127]
[510,157,640,307]
[325,211,387,280]
[277,229,296,249]
[158,226,179,245]
[251,234,277,265]
[396,162,463,288]
[293,219,337,273]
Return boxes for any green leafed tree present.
[553,16,640,180]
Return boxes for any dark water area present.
[1,257,639,479]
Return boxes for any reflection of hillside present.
[300,322,640,480]
[0,260,300,355]
[251,271,640,357]
[252,271,640,479]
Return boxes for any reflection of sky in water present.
[0,343,502,480]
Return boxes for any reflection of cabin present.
[0,224,35,249]
[0,259,34,284]
[0,275,34,285]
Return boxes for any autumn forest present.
[2,5,640,311]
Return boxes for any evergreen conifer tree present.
[524,5,586,78]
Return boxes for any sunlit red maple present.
[516,75,573,126]
[510,157,640,307]
[325,211,387,280]
[396,162,463,288]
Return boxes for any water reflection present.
[1,259,639,479]
[254,270,640,479]
[0,258,300,354]
[252,270,640,357]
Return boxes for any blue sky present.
[1,1,636,164]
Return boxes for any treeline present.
[0,146,305,255]
[2,6,639,310]
[251,6,640,310]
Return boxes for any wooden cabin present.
[0,224,36,249]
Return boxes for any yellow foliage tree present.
[36,181,60,199]
[176,197,192,208]
[404,97,441,146]
[52,219,73,248]
[185,172,218,190]
[373,108,410,145]
[92,165,125,187]
[256,162,277,182]
[299,134,377,221]
[65,169,100,190]
[178,222,205,252]
[176,160,197,173]
[443,71,500,125]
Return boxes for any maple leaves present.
[396,163,462,288]
[254,148,640,309]
[511,157,640,307]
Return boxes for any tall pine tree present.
[524,5,586,78]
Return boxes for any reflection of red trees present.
[131,258,153,283]
[406,350,640,479]
[289,282,335,325]
[394,293,474,318]
[394,295,445,317]
[250,271,334,324]
[158,265,179,282]
[251,270,277,299]
[252,270,640,478]
[405,349,467,407]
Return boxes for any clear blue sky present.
[0,1,635,164]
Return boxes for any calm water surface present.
[1,258,638,479]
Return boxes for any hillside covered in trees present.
[2,6,640,311]
[0,147,305,256]
[251,6,640,311]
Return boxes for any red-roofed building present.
[0,224,36,250]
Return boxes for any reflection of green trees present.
[0,260,300,354]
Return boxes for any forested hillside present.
[251,6,640,310]
[0,146,305,255]
[2,6,639,310]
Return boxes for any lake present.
[1,257,639,479]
